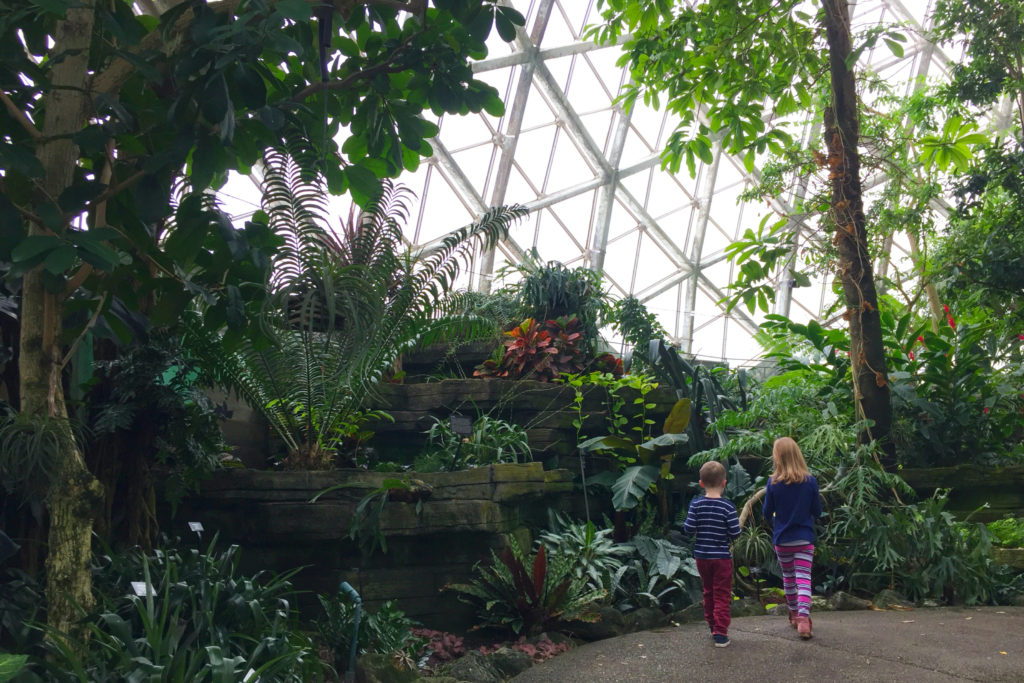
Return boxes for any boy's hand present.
[667,529,688,546]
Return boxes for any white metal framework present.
[212,0,958,366]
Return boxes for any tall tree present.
[0,0,523,636]
[592,0,896,465]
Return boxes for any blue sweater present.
[762,475,821,545]
[682,496,741,559]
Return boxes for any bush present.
[30,539,323,681]
[316,594,425,673]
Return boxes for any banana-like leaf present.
[577,435,636,453]
[662,398,692,433]
[611,465,659,511]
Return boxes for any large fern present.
[194,151,527,466]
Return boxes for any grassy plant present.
[417,414,532,472]
[35,538,322,681]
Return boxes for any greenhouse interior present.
[1,0,1023,680]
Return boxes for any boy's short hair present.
[699,460,726,488]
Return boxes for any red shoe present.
[797,616,813,639]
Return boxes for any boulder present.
[872,588,914,611]
[730,597,766,618]
[624,606,669,632]
[487,647,534,679]
[355,654,419,683]
[556,605,626,641]
[444,651,503,683]
[669,602,706,624]
[828,591,873,611]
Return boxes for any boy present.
[682,460,742,647]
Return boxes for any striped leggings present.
[775,543,814,617]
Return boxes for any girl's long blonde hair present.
[771,437,810,484]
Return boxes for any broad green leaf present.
[611,465,659,511]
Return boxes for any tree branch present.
[292,27,423,101]
[60,291,108,370]
[84,169,147,212]
[0,90,42,139]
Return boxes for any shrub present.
[35,539,323,681]
[417,414,532,472]
[316,595,425,673]
[446,536,605,636]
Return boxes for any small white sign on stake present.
[188,521,204,533]
[130,581,154,597]
[244,668,259,683]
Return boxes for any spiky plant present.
[190,150,527,467]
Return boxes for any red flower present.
[1018,333,1024,341]
[916,336,924,342]
[947,316,956,329]
[943,304,950,313]
[983,407,989,414]
[908,351,915,360]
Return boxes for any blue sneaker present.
[713,634,730,648]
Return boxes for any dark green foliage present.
[824,490,1005,605]
[0,569,44,654]
[316,594,424,673]
[497,254,608,355]
[447,536,604,636]
[190,153,527,468]
[85,337,226,509]
[23,539,322,681]
[418,414,531,472]
[611,535,701,612]
[932,0,1024,110]
[0,413,70,500]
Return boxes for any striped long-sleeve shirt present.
[682,496,742,559]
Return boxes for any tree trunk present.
[20,1,105,638]
[821,0,896,468]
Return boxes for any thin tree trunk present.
[822,0,896,468]
[20,1,105,638]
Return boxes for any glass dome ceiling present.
[217,0,965,367]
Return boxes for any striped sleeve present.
[726,500,741,539]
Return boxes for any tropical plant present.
[316,594,425,674]
[578,398,691,512]
[32,538,322,682]
[987,517,1024,548]
[0,569,44,654]
[591,0,899,466]
[1,0,525,635]
[496,253,608,354]
[474,316,587,381]
[538,513,631,595]
[190,153,527,469]
[83,336,227,546]
[418,414,532,472]
[823,490,1006,605]
[611,535,701,612]
[446,535,605,636]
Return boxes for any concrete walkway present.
[512,607,1024,682]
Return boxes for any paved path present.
[512,607,1024,682]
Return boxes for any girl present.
[763,436,821,639]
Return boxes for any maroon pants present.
[696,558,733,636]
